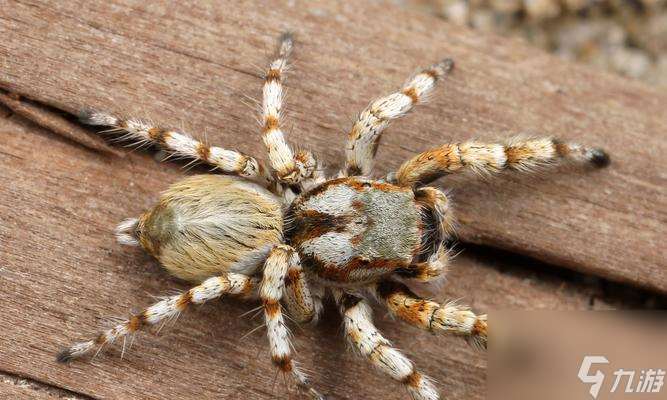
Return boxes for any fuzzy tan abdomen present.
[136,175,283,282]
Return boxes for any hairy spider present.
[57,33,610,400]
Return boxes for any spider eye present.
[361,181,372,188]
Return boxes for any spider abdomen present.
[135,175,284,282]
[285,177,422,284]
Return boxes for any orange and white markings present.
[283,262,319,323]
[373,280,487,350]
[56,273,256,362]
[395,137,610,187]
[79,110,268,183]
[344,59,454,177]
[337,292,440,400]
[261,33,316,185]
[260,245,325,400]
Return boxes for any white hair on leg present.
[372,280,487,350]
[57,273,257,362]
[79,109,270,183]
[260,245,325,399]
[260,33,315,185]
[344,59,454,177]
[335,291,439,400]
[395,136,610,187]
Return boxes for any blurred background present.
[401,0,667,86]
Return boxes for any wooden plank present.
[1,1,664,292]
[0,111,609,399]
[0,91,122,157]
[0,371,90,400]
[0,383,67,400]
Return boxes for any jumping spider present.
[57,33,610,400]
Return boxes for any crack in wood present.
[0,89,123,157]
[462,243,667,309]
[0,370,98,400]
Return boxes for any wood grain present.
[0,111,612,399]
[0,383,69,400]
[0,0,665,399]
[1,1,664,292]
[0,371,90,400]
[0,91,122,157]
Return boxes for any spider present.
[57,33,610,400]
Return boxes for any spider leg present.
[56,273,258,362]
[415,186,456,242]
[261,33,317,185]
[392,137,610,187]
[79,110,271,184]
[283,262,324,324]
[396,243,450,284]
[260,245,324,400]
[343,59,453,177]
[334,290,439,400]
[371,280,487,350]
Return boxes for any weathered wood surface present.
[0,371,91,400]
[0,0,665,399]
[0,111,615,399]
[0,383,60,400]
[1,1,665,293]
[0,91,122,157]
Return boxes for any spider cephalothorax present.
[57,33,609,400]
[284,177,450,286]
